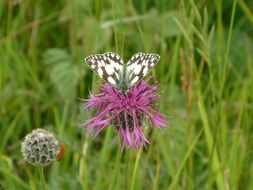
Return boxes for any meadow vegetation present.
[1,0,253,189]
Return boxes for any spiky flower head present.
[21,128,60,166]
[84,80,167,148]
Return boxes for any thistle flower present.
[84,80,167,148]
[21,128,62,166]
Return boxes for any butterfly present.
[84,52,160,93]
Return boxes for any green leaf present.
[43,49,80,101]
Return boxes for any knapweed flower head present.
[21,128,61,166]
[84,80,167,148]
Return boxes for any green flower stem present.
[109,144,123,189]
[38,166,46,190]
[130,147,142,190]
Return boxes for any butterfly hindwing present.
[126,52,160,87]
[85,52,124,88]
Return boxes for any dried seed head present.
[21,128,60,166]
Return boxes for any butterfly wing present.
[126,52,160,87]
[85,52,124,88]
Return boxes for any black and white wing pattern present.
[85,52,124,88]
[126,52,160,87]
[85,52,160,92]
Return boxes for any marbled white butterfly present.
[85,52,160,93]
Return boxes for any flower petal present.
[83,80,167,149]
[150,113,167,128]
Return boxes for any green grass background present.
[1,0,253,189]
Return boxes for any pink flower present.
[83,80,167,149]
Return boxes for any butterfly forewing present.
[85,52,124,88]
[126,53,160,87]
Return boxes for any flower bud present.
[21,128,60,166]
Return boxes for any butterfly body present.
[85,52,160,93]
